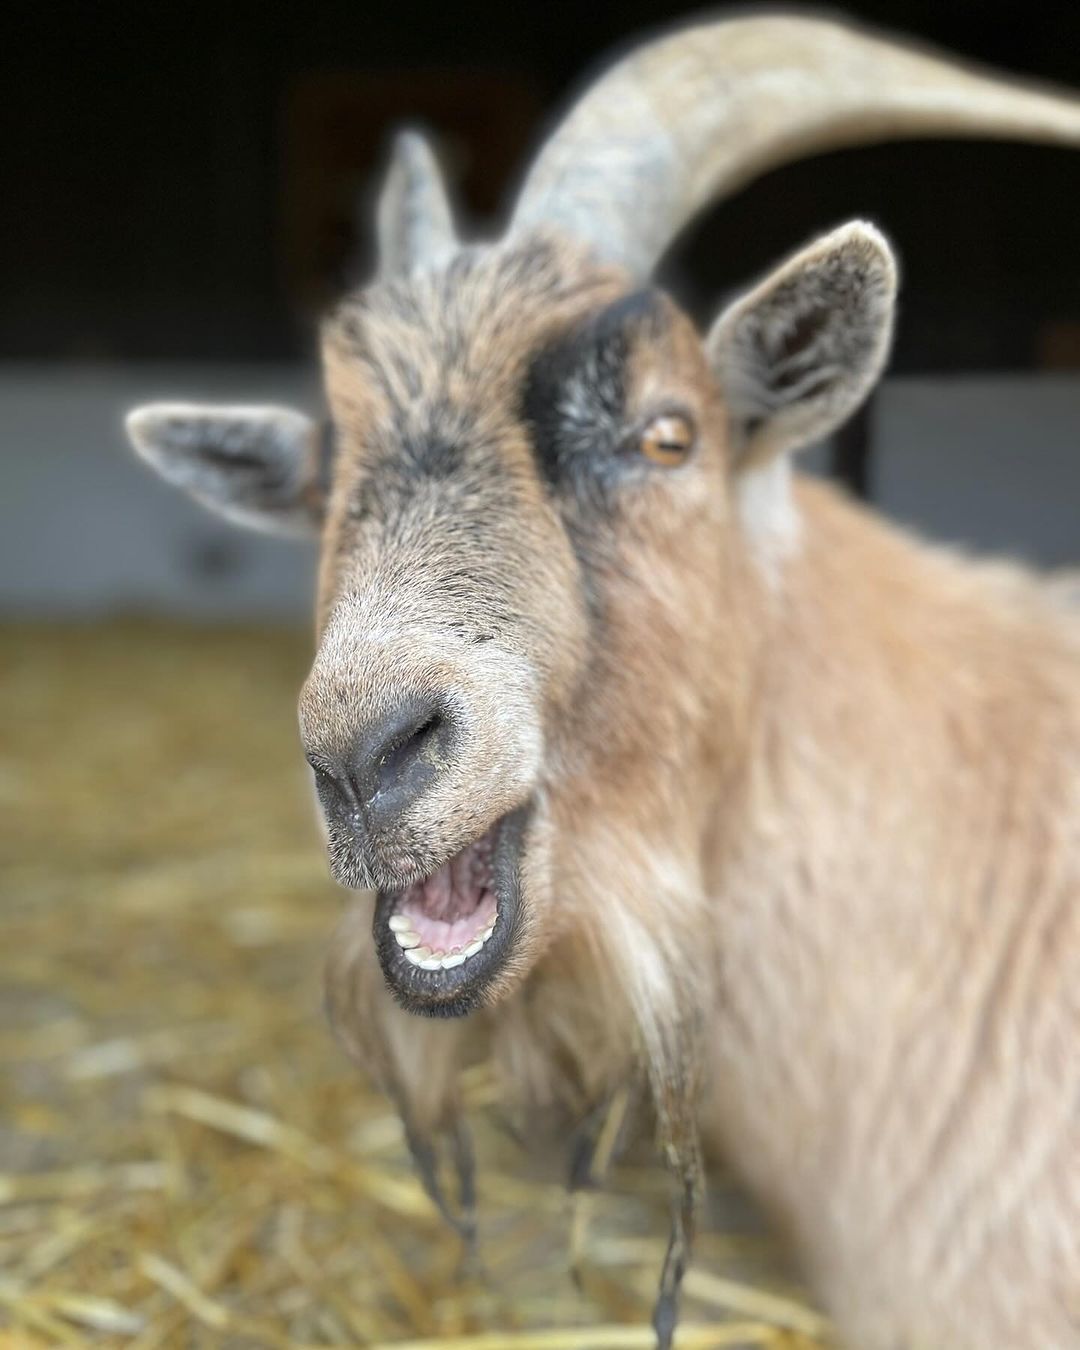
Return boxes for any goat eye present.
[638,413,694,466]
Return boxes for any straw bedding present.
[0,621,831,1348]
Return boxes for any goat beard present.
[391,1029,705,1350]
[323,896,707,1350]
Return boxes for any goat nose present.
[353,695,455,829]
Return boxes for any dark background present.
[6,0,1080,372]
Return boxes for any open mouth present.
[372,807,528,1017]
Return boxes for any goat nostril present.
[361,699,455,824]
[372,711,444,804]
[310,760,359,817]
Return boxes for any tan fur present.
[126,221,1080,1346]
[318,243,1080,1349]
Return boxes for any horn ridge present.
[376,127,458,278]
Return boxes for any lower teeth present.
[390,919,496,970]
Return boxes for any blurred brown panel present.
[280,69,542,313]
[1035,320,1080,370]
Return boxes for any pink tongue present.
[398,843,497,954]
[419,862,456,921]
[416,842,492,922]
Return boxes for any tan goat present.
[125,13,1080,1349]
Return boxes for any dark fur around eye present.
[520,289,669,497]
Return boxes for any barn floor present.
[0,622,829,1349]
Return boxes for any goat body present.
[323,466,1080,1349]
[125,12,1080,1348]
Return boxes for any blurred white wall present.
[0,367,320,619]
[1,366,1077,618]
[874,379,1080,567]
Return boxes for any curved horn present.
[376,129,458,278]
[511,12,1080,276]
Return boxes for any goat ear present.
[124,403,326,537]
[706,221,897,470]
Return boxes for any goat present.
[125,13,1080,1348]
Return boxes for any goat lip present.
[372,804,530,1018]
